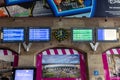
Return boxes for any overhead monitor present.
[5,0,33,5]
[96,28,119,42]
[2,27,25,43]
[28,27,51,42]
[13,68,36,80]
[72,28,94,42]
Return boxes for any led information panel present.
[5,0,33,5]
[28,27,51,42]
[13,68,36,80]
[97,28,119,42]
[72,28,93,42]
[2,28,25,43]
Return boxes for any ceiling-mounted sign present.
[96,28,119,42]
[72,28,94,42]
[2,27,25,43]
[28,27,51,42]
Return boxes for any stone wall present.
[0,17,120,80]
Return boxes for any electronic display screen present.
[28,27,51,42]
[2,28,25,43]
[72,28,93,42]
[97,28,118,41]
[13,68,36,80]
[5,0,33,5]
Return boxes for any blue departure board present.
[2,28,25,43]
[5,0,33,5]
[28,27,51,42]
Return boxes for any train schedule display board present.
[96,28,119,42]
[72,28,94,42]
[1,27,25,43]
[28,27,51,42]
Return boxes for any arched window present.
[102,48,120,80]
[0,48,19,72]
[36,48,87,80]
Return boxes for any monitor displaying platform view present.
[2,27,25,43]
[13,68,36,80]
[96,28,119,42]
[28,27,51,42]
[72,28,94,42]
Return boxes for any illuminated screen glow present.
[5,0,33,5]
[29,28,50,42]
[14,69,34,80]
[3,28,24,42]
[97,29,117,41]
[72,29,93,41]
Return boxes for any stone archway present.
[0,48,19,79]
[102,48,120,80]
[36,47,87,80]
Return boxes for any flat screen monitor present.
[96,28,119,42]
[2,27,25,43]
[72,28,94,42]
[13,68,36,80]
[28,27,51,42]
[5,0,33,5]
